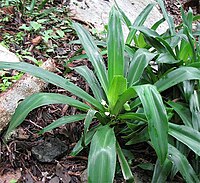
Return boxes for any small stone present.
[31,138,68,162]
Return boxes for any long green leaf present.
[107,7,124,84]
[88,125,116,183]
[126,3,154,44]
[152,158,172,183]
[71,126,99,156]
[127,48,156,86]
[189,91,200,131]
[0,62,103,110]
[167,101,192,127]
[73,23,108,94]
[134,26,176,57]
[114,1,132,29]
[112,87,137,115]
[134,85,168,164]
[156,0,175,35]
[116,142,134,182]
[39,114,86,134]
[118,112,147,122]
[169,123,200,156]
[155,67,200,92]
[5,93,90,138]
[82,109,97,147]
[73,66,105,102]
[168,144,200,183]
[108,76,127,112]
[126,127,149,145]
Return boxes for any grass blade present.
[88,125,116,183]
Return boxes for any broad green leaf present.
[82,109,97,147]
[73,23,108,94]
[5,93,90,138]
[152,158,172,183]
[167,101,192,127]
[156,53,180,64]
[134,85,168,164]
[168,144,200,183]
[155,67,200,92]
[108,76,127,112]
[156,0,175,35]
[144,36,167,53]
[88,125,116,183]
[134,26,176,57]
[116,142,134,182]
[179,39,193,61]
[39,114,86,134]
[112,87,137,115]
[126,3,154,44]
[73,66,105,102]
[169,123,200,156]
[107,7,124,84]
[127,48,156,86]
[0,62,103,110]
[118,113,147,122]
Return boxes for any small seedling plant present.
[1,0,200,182]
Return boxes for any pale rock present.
[69,0,168,38]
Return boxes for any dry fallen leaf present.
[31,36,42,46]
[1,6,15,15]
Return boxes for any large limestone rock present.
[69,0,168,37]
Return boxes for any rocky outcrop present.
[69,0,168,37]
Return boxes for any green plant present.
[1,1,200,182]
[0,72,23,92]
[1,0,50,17]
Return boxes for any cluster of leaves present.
[0,0,50,16]
[0,72,23,92]
[1,0,200,182]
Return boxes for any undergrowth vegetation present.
[0,0,200,182]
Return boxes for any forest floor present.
[0,0,199,182]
